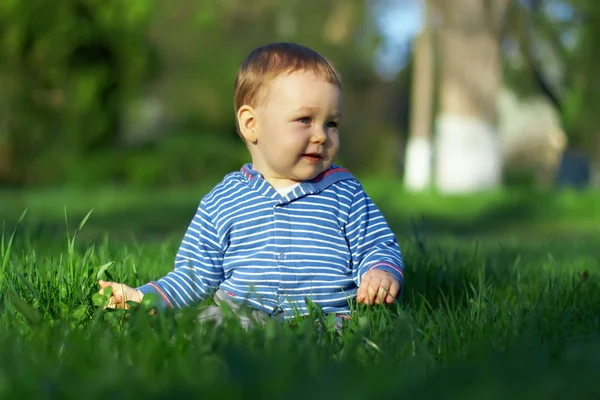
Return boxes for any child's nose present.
[311,127,327,143]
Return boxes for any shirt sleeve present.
[136,201,225,311]
[345,183,404,291]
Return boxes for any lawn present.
[0,181,599,399]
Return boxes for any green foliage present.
[0,185,599,396]
[62,132,249,188]
[0,213,599,396]
[2,0,600,187]
[505,0,600,153]
[553,2,600,150]
[0,0,157,184]
[0,0,399,187]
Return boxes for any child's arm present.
[345,184,404,304]
[135,201,225,311]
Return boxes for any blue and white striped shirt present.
[137,163,404,318]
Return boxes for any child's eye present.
[298,117,311,124]
[327,121,339,128]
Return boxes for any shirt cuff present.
[136,282,173,312]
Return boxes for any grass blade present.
[1,209,28,288]
[96,261,114,281]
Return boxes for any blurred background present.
[0,0,598,241]
[0,0,598,190]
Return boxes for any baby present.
[99,42,404,328]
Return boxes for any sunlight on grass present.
[0,186,599,397]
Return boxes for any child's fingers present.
[98,280,118,296]
[375,277,393,304]
[105,293,126,310]
[373,277,401,304]
[357,274,372,303]
[98,280,113,289]
[366,276,382,305]
[390,280,400,298]
[375,285,388,304]
[359,272,402,305]
[99,280,124,309]
[385,280,401,304]
[105,295,116,309]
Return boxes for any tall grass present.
[0,188,599,398]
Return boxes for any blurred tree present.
[0,0,407,187]
[404,0,436,191]
[0,0,157,185]
[146,0,392,177]
[509,0,600,162]
[402,0,600,192]
[431,0,511,194]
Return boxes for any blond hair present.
[233,42,342,136]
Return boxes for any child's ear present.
[237,105,258,143]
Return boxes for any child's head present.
[234,43,343,188]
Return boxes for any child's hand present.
[98,280,143,309]
[357,270,400,305]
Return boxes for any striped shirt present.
[137,163,404,318]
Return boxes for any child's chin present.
[287,164,329,181]
[303,167,328,180]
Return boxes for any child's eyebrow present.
[293,106,342,119]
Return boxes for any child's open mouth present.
[302,154,322,162]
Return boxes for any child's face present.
[249,70,341,188]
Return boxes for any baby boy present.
[99,42,404,327]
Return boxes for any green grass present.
[1,183,599,398]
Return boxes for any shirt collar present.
[240,163,355,204]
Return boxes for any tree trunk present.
[404,1,435,191]
[433,0,509,194]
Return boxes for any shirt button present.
[279,295,286,303]
[277,253,285,260]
